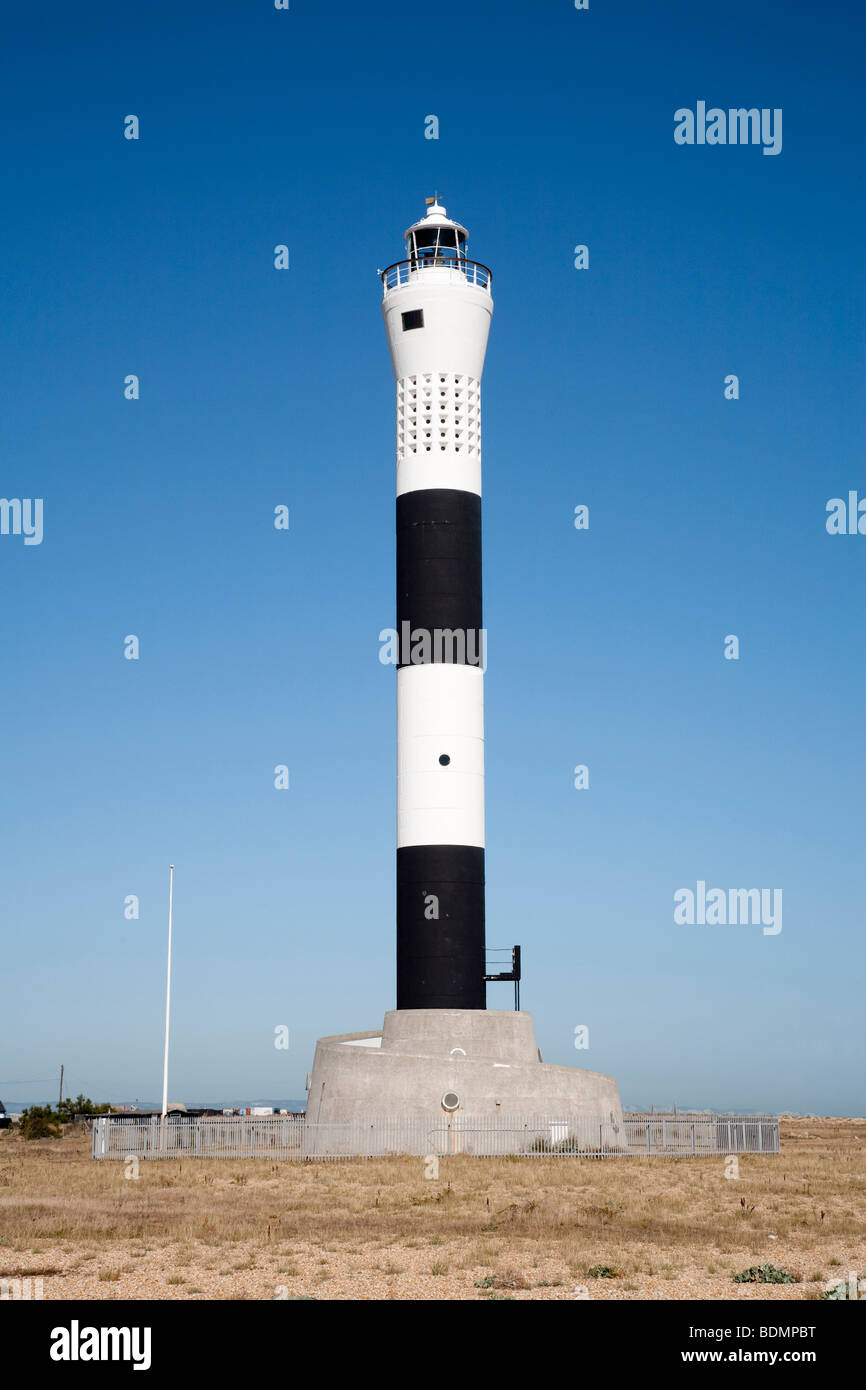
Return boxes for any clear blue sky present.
[1,0,863,1114]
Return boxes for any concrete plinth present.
[305,1010,622,1137]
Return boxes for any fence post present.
[645,1123,651,1155]
[691,1122,696,1155]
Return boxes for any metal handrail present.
[381,257,492,293]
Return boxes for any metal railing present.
[92,1112,779,1160]
[623,1114,779,1156]
[381,258,492,293]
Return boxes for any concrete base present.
[305,1009,623,1137]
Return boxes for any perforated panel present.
[396,373,481,462]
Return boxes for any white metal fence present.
[92,1112,779,1160]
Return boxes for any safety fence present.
[92,1112,779,1160]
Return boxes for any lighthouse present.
[381,201,493,1010]
[303,201,622,1137]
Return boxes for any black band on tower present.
[396,844,486,1009]
[396,488,482,666]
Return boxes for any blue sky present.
[1,0,863,1114]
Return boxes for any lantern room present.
[404,201,468,267]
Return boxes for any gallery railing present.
[381,258,492,292]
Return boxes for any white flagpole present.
[161,865,174,1123]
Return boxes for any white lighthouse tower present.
[304,201,623,1137]
[383,200,491,1010]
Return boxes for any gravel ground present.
[4,1236,859,1301]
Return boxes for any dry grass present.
[0,1118,863,1300]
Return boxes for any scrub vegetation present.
[0,1117,862,1300]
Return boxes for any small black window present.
[402,309,424,331]
[439,754,450,766]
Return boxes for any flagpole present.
[161,865,174,1124]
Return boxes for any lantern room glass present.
[406,226,467,266]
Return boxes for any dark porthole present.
[401,309,424,331]
[439,754,451,766]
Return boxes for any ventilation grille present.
[396,374,481,461]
